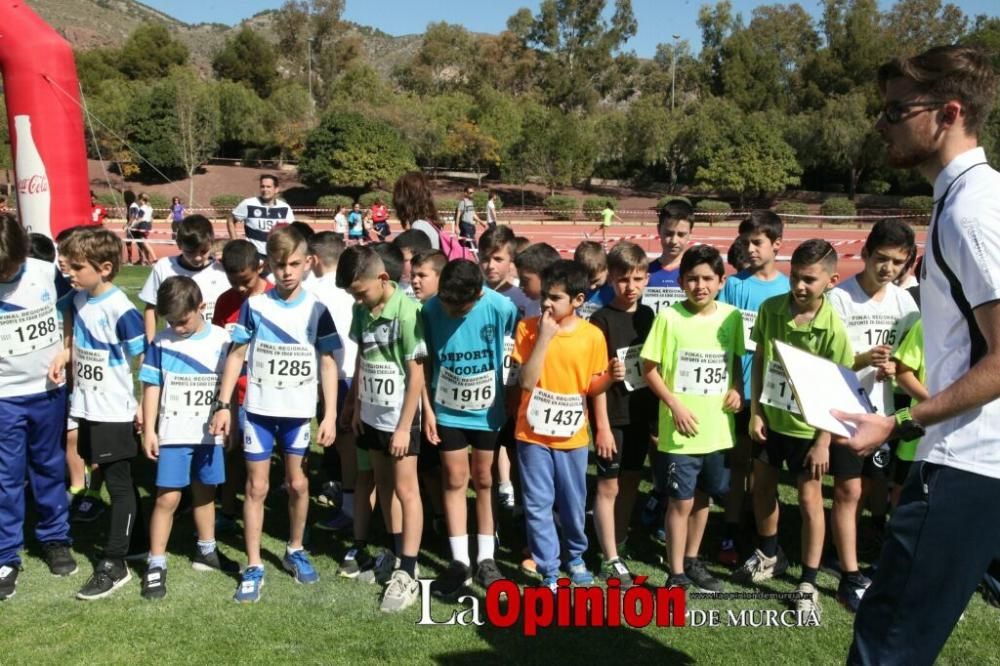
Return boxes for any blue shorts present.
[242,412,311,462]
[664,450,730,500]
[156,445,225,489]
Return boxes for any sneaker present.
[567,558,594,585]
[316,480,342,508]
[358,549,395,585]
[837,574,872,614]
[653,527,667,544]
[474,558,504,589]
[498,490,515,510]
[42,542,78,576]
[192,548,240,574]
[718,540,739,568]
[215,512,239,535]
[234,566,265,603]
[541,575,559,593]
[0,563,20,600]
[77,559,131,600]
[732,548,789,585]
[140,567,166,600]
[796,581,822,621]
[314,509,353,532]
[282,550,319,584]
[666,573,693,589]
[72,496,106,523]
[685,558,724,593]
[430,560,471,600]
[599,558,634,587]
[380,569,419,613]
[339,548,374,578]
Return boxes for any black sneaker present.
[192,548,240,574]
[666,573,693,589]
[430,560,472,600]
[141,567,167,600]
[474,559,503,588]
[685,558,724,593]
[77,560,132,600]
[72,496,106,523]
[0,563,20,600]
[338,547,373,579]
[42,542,78,576]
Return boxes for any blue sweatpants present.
[517,441,588,578]
[0,388,71,565]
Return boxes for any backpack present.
[435,225,477,262]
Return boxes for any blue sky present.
[143,0,999,58]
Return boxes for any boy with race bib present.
[644,199,695,315]
[717,211,790,566]
[735,239,854,620]
[574,241,615,321]
[512,260,613,590]
[210,227,341,603]
[590,242,657,587]
[336,245,427,613]
[642,245,745,593]
[139,277,240,599]
[423,260,518,599]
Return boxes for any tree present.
[265,82,314,164]
[625,95,689,187]
[508,104,595,194]
[443,120,500,185]
[212,26,279,98]
[170,69,220,204]
[118,23,189,80]
[216,80,269,154]
[298,111,415,190]
[125,80,184,178]
[884,0,967,56]
[395,22,475,95]
[75,49,124,94]
[273,0,354,105]
[84,79,140,178]
[812,93,882,198]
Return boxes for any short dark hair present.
[727,236,751,271]
[878,45,998,135]
[260,174,279,187]
[864,219,916,259]
[289,221,315,243]
[478,224,516,258]
[680,244,725,278]
[0,213,29,277]
[658,199,694,232]
[393,229,433,254]
[156,275,202,322]
[309,231,345,268]
[29,233,56,263]
[791,238,837,272]
[438,260,483,306]
[222,240,260,274]
[739,210,783,242]
[410,249,447,274]
[336,245,385,289]
[372,242,403,282]
[573,241,607,280]
[541,259,589,301]
[514,242,561,275]
[606,241,648,276]
[513,236,531,256]
[176,215,215,253]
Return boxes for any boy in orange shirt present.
[512,260,613,589]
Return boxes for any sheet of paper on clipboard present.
[772,340,875,438]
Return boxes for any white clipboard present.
[773,340,875,438]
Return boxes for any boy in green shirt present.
[735,239,854,619]
[890,319,927,508]
[641,245,744,592]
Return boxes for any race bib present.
[502,337,520,387]
[526,388,586,438]
[674,350,729,396]
[162,373,218,418]
[359,359,405,407]
[644,286,685,314]
[74,346,109,393]
[741,309,757,352]
[616,345,647,391]
[435,368,495,411]
[760,360,800,415]
[202,302,216,324]
[251,341,315,387]
[0,304,59,356]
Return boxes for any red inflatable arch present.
[0,2,91,238]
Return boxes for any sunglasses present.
[881,100,947,124]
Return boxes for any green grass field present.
[4,266,997,665]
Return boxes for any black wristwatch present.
[213,400,232,413]
[892,407,926,441]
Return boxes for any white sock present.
[449,535,470,566]
[498,481,513,495]
[286,544,303,555]
[476,534,495,564]
[342,491,355,518]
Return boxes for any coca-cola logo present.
[17,175,48,195]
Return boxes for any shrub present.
[209,194,244,210]
[694,199,732,215]
[472,191,503,212]
[773,201,810,216]
[434,199,459,219]
[582,196,618,221]
[819,197,856,218]
[862,180,892,195]
[543,195,580,221]
[94,192,121,207]
[899,195,933,211]
[656,195,692,211]
[146,193,171,210]
[316,195,355,210]
[358,190,392,208]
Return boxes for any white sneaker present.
[796,581,822,623]
[380,569,419,613]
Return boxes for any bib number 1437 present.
[526,388,585,438]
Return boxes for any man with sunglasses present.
[832,45,1000,664]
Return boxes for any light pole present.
[307,37,315,103]
[670,33,680,111]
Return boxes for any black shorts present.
[418,437,440,471]
[758,430,813,476]
[596,423,650,479]
[77,419,138,465]
[893,458,914,486]
[727,407,753,469]
[437,425,499,453]
[498,416,516,451]
[830,442,892,480]
[358,422,420,457]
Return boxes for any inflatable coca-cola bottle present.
[14,115,51,238]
